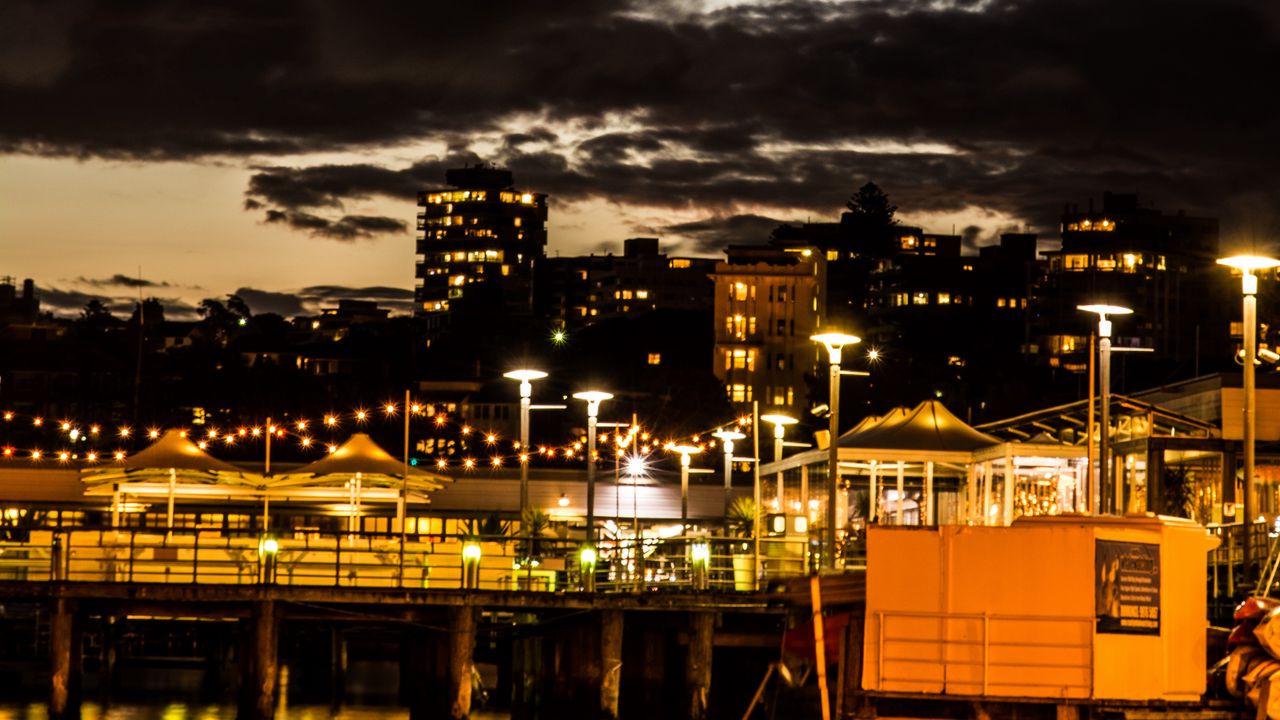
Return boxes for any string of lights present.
[0,404,763,470]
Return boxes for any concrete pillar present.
[241,600,278,720]
[685,612,714,720]
[49,597,78,719]
[600,610,624,720]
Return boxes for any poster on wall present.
[1095,540,1160,635]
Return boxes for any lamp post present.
[1078,305,1132,515]
[711,429,746,516]
[761,413,798,519]
[1218,255,1280,583]
[504,369,548,522]
[672,444,703,534]
[572,391,613,547]
[811,332,861,570]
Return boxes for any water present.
[0,705,510,720]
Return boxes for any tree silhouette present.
[843,181,899,256]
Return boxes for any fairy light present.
[301,437,312,447]
[89,425,100,435]
[355,410,368,422]
[410,403,422,414]
[33,418,42,427]
[86,452,97,462]
[490,456,502,467]
[296,420,308,431]
[30,450,41,460]
[463,458,475,470]
[238,428,247,436]
[461,425,472,435]
[325,415,338,427]
[208,429,218,439]
[2,412,11,421]
[328,444,338,454]
[149,429,160,439]
[61,422,71,431]
[58,452,70,462]
[251,427,261,437]
[486,433,497,444]
[435,416,446,426]
[224,435,236,445]
[436,458,448,469]
[114,451,125,460]
[519,453,529,464]
[384,403,397,416]
[197,441,208,450]
[119,427,130,438]
[2,448,12,457]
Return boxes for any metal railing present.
[0,528,817,593]
[873,610,1093,699]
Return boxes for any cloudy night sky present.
[3,0,1280,319]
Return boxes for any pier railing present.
[0,528,818,592]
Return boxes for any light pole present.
[572,390,613,547]
[1218,255,1280,584]
[761,413,798,517]
[811,332,861,570]
[504,369,548,522]
[672,444,703,534]
[711,429,746,516]
[1078,305,1132,515]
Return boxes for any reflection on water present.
[0,705,509,720]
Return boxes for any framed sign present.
[1095,540,1160,635]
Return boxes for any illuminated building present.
[1035,192,1226,372]
[415,166,548,320]
[712,245,825,416]
[536,237,714,330]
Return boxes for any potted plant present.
[726,496,756,591]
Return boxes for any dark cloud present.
[4,0,1280,237]
[651,213,788,254]
[77,274,171,288]
[37,286,197,319]
[233,285,415,316]
[263,209,406,240]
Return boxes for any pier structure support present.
[239,599,279,720]
[686,611,715,720]
[49,596,81,719]
[405,605,478,720]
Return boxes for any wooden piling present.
[599,610,624,720]
[241,600,278,720]
[49,597,76,719]
[446,605,477,720]
[685,612,714,720]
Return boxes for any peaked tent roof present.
[838,407,910,448]
[81,429,252,488]
[274,433,447,489]
[841,400,1000,452]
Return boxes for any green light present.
[551,328,567,345]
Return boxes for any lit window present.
[514,217,522,227]
[636,290,649,299]
[997,298,1007,308]
[901,236,919,249]
[826,250,839,261]
[670,259,691,269]
[937,292,951,305]
[521,193,533,204]
[648,353,661,365]
[912,292,929,305]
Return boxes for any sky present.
[3,0,1280,319]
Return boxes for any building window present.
[937,292,951,305]
[636,290,649,299]
[648,353,662,365]
[727,384,753,402]
[912,292,929,305]
[771,387,794,406]
[670,259,691,269]
[997,298,1006,308]
[726,349,755,371]
[826,250,839,261]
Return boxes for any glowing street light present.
[572,390,613,546]
[811,331,861,569]
[711,428,746,516]
[761,413,798,520]
[504,369,548,520]
[1078,304,1132,515]
[671,444,703,533]
[1219,254,1280,581]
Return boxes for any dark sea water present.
[0,705,510,720]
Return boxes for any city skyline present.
[4,0,1280,318]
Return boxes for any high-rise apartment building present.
[415,166,548,319]
[712,245,826,416]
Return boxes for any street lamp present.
[572,390,613,547]
[711,429,746,516]
[761,413,798,517]
[1078,304,1132,515]
[1219,254,1280,583]
[671,444,703,534]
[504,369,548,522]
[811,331,861,570]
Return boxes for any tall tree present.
[843,181,899,257]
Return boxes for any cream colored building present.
[712,245,826,417]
